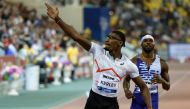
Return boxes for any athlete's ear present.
[119,41,123,46]
[153,46,157,53]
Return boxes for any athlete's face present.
[104,33,123,51]
[141,38,155,53]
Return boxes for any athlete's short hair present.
[112,30,125,46]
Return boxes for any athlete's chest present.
[137,59,161,79]
[94,54,127,77]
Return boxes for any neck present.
[141,51,154,59]
[110,49,122,60]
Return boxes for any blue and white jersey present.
[134,55,161,94]
[89,42,139,97]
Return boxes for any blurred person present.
[60,34,69,49]
[32,40,41,54]
[123,35,170,109]
[17,42,27,61]
[77,45,92,78]
[83,28,92,40]
[143,0,162,12]
[25,42,37,63]
[45,3,152,109]
[3,37,17,56]
[66,42,79,80]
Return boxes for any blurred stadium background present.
[0,0,190,109]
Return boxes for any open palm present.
[45,3,59,19]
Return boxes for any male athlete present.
[45,3,152,109]
[123,35,170,109]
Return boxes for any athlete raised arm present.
[45,3,91,51]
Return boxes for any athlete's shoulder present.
[160,58,169,70]
[160,57,167,64]
[90,41,104,53]
[131,55,138,64]
[91,41,102,48]
[160,57,166,62]
[122,55,135,66]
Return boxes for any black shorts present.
[84,89,119,109]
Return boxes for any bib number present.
[97,73,119,94]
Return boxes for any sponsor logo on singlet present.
[103,74,115,80]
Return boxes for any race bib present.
[97,73,119,94]
[147,83,158,93]
[134,82,158,93]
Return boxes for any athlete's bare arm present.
[123,56,137,99]
[123,75,134,99]
[152,59,170,90]
[45,3,91,51]
[160,59,170,90]
[132,76,152,109]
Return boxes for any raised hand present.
[45,2,59,19]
